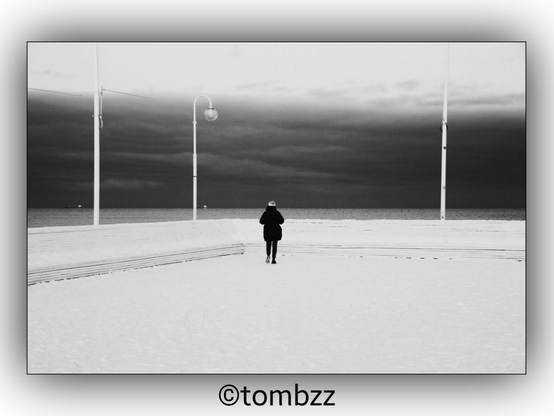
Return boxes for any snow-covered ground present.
[28,220,525,374]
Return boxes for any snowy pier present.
[27,219,245,285]
[27,220,526,374]
[28,219,525,285]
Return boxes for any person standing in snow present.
[259,200,285,264]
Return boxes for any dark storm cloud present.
[27,93,94,204]
[27,91,183,207]
[27,90,525,209]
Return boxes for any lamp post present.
[440,43,449,221]
[93,43,101,226]
[192,95,218,221]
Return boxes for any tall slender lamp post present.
[440,43,449,221]
[91,43,154,226]
[93,43,101,226]
[192,95,218,221]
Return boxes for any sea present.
[27,208,526,228]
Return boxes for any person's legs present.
[271,240,278,263]
[265,241,271,263]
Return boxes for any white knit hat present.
[268,201,276,206]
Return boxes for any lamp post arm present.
[192,95,214,161]
[193,94,214,109]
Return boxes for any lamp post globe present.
[204,107,218,121]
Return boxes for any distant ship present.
[65,204,83,208]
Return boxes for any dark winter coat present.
[259,206,285,241]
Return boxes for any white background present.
[3,0,550,415]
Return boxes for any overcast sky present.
[27,42,525,209]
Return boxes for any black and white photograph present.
[5,0,554,414]
[26,41,525,374]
